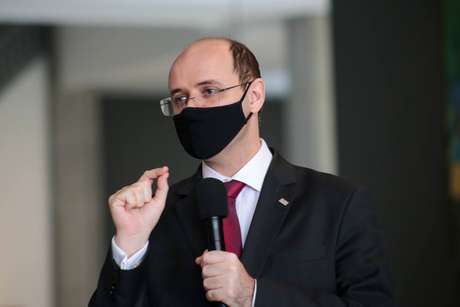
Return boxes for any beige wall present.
[54,90,106,307]
[0,58,53,307]
[285,16,337,174]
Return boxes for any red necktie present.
[223,180,245,258]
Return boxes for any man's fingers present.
[143,180,152,203]
[109,194,124,208]
[195,249,210,265]
[203,276,224,290]
[134,184,147,205]
[110,185,146,210]
[109,167,169,209]
[201,250,233,265]
[124,190,137,208]
[139,166,169,182]
[201,262,228,278]
[152,171,169,203]
[205,289,224,302]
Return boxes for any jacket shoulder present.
[287,161,362,201]
[286,162,373,230]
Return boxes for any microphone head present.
[194,178,228,220]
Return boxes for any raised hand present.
[109,166,169,256]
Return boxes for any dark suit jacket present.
[89,150,396,307]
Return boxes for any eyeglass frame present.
[159,81,253,117]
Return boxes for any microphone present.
[194,178,228,307]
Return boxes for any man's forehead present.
[168,39,235,87]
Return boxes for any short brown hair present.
[228,39,261,85]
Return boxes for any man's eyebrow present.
[196,80,223,87]
[170,80,223,96]
[170,88,183,96]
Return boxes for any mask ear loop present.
[241,80,255,123]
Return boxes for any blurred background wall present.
[0,0,459,306]
[0,56,53,307]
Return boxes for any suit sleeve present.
[255,188,397,307]
[88,246,149,307]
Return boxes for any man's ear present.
[247,78,265,113]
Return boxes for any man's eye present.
[173,95,187,104]
[202,87,219,97]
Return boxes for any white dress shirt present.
[112,139,273,305]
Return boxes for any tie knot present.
[224,180,246,199]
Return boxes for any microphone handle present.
[206,217,228,307]
[207,216,225,251]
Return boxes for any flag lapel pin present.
[278,198,289,206]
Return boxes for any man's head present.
[171,37,261,84]
[168,37,264,114]
[167,37,265,163]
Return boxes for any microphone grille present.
[194,178,228,220]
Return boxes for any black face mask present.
[173,85,253,160]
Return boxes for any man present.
[89,37,396,307]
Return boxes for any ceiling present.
[0,0,329,28]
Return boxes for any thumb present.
[152,171,169,203]
[143,171,169,211]
[142,172,169,222]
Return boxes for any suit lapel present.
[171,150,298,274]
[173,168,207,258]
[240,152,297,277]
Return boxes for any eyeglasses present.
[160,82,251,117]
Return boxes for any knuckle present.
[125,184,134,193]
[134,185,144,196]
[226,287,234,298]
[126,191,136,203]
[109,193,122,206]
[143,169,154,177]
[132,182,142,191]
[131,187,140,196]
[207,290,219,301]
[142,179,152,188]
[229,253,238,261]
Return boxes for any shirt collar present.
[201,139,273,192]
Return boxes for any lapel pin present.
[278,198,289,206]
